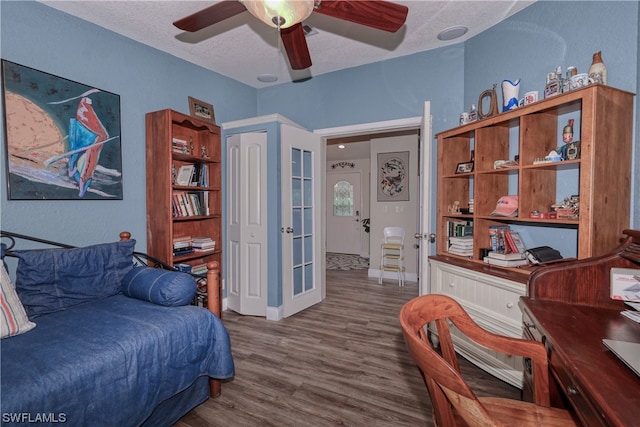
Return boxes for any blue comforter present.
[1,294,234,426]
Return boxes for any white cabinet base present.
[428,259,526,388]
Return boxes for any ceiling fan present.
[173,0,409,70]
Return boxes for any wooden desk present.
[520,298,640,427]
[520,229,640,426]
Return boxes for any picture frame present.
[188,96,215,124]
[455,161,474,174]
[2,60,123,200]
[377,151,409,202]
[175,165,195,186]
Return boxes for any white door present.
[226,132,268,315]
[326,171,362,255]
[281,123,323,317]
[418,102,434,295]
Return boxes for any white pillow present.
[1,263,36,338]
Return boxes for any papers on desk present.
[610,268,640,301]
[622,310,640,323]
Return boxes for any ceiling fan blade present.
[315,0,408,33]
[280,24,312,70]
[173,0,247,32]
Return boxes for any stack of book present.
[173,236,193,256]
[192,237,215,253]
[190,263,208,276]
[447,235,473,257]
[172,137,189,154]
[484,228,529,267]
[483,251,528,267]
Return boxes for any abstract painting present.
[377,151,409,201]
[2,60,122,200]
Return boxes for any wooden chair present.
[399,294,578,427]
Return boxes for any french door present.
[281,124,323,317]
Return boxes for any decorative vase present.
[588,51,607,85]
[501,79,520,112]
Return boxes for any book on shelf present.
[488,225,510,253]
[172,192,208,217]
[173,241,192,250]
[172,137,188,154]
[447,220,473,237]
[486,251,525,260]
[504,230,527,254]
[483,257,529,267]
[447,246,473,257]
[183,193,195,216]
[191,263,208,275]
[173,247,194,256]
[192,237,216,252]
[449,235,473,246]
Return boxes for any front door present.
[326,171,362,255]
[281,123,323,317]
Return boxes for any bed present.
[0,231,234,427]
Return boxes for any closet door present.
[226,132,268,316]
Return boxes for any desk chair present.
[379,226,405,286]
[400,294,578,427]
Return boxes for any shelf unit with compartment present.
[145,109,222,277]
[435,84,634,273]
[429,84,634,387]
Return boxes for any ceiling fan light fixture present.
[241,0,315,29]
[437,25,468,41]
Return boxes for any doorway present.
[320,118,423,281]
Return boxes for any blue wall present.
[0,1,256,248]
[1,1,638,252]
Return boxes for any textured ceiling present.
[41,0,535,88]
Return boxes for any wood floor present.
[175,269,520,427]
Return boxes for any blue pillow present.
[14,239,136,318]
[122,266,196,306]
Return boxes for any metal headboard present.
[0,230,181,273]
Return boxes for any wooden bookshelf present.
[145,109,222,276]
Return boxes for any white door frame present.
[315,116,428,284]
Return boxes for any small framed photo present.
[188,96,215,124]
[455,161,474,174]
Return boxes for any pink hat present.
[491,195,518,217]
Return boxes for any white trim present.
[222,114,305,130]
[314,117,422,138]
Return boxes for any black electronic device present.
[525,246,563,264]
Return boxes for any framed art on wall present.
[1,60,123,200]
[188,96,215,124]
[377,151,409,202]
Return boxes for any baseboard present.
[266,305,283,321]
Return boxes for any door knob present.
[414,233,436,243]
[281,227,294,233]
